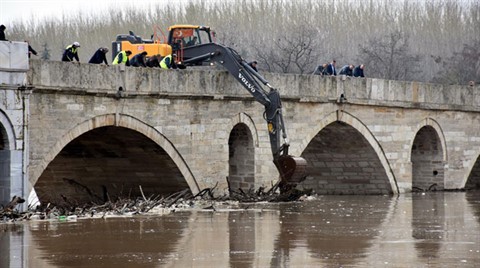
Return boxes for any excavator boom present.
[182,43,307,191]
[111,26,307,191]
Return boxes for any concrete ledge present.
[27,60,480,112]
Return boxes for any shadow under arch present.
[226,113,259,192]
[409,118,447,163]
[31,113,200,203]
[0,109,16,150]
[0,110,17,204]
[298,110,398,194]
[410,118,447,191]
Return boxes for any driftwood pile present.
[228,182,312,202]
[1,183,311,222]
[0,196,26,220]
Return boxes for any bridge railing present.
[0,41,29,87]
[27,60,480,111]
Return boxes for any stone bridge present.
[2,55,480,205]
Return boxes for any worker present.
[146,54,161,68]
[325,60,336,76]
[112,50,132,66]
[88,47,109,65]
[353,64,365,77]
[25,40,37,58]
[62,42,81,62]
[338,64,354,76]
[160,53,177,69]
[313,63,327,75]
[186,36,198,47]
[248,61,258,72]
[0,25,7,41]
[129,51,148,67]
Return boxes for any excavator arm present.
[181,43,307,192]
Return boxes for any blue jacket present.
[89,48,108,65]
[325,63,336,76]
[353,66,364,77]
[339,65,353,76]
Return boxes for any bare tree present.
[41,43,51,60]
[358,30,422,81]
[433,39,480,85]
[5,0,478,83]
[254,25,322,74]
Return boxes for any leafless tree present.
[41,43,51,60]
[254,25,322,74]
[433,39,480,85]
[5,0,478,83]
[358,30,422,81]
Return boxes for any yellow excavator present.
[112,25,307,192]
[111,24,215,64]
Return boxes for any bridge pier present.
[0,41,30,207]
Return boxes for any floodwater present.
[1,192,480,268]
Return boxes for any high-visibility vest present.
[66,45,77,54]
[113,51,128,65]
[160,54,172,69]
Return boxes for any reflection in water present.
[229,212,255,268]
[412,193,445,259]
[466,190,480,221]
[271,196,392,267]
[0,224,25,268]
[27,214,191,268]
[2,193,480,267]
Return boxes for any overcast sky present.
[0,0,179,26]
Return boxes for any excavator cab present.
[167,25,214,48]
[167,25,215,64]
[111,25,215,64]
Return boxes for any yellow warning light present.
[268,123,274,133]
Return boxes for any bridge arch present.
[227,113,259,192]
[298,110,398,194]
[0,110,17,204]
[0,110,16,150]
[227,113,258,194]
[409,118,447,162]
[410,118,447,191]
[227,112,260,147]
[31,113,200,203]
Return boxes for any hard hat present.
[73,42,80,47]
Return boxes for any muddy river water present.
[2,192,480,267]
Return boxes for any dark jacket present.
[130,52,147,67]
[325,63,336,76]
[0,25,6,41]
[353,66,364,77]
[88,48,108,65]
[28,45,37,58]
[146,55,161,68]
[62,45,79,62]
[248,61,258,72]
[338,65,353,76]
[312,65,325,75]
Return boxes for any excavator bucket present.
[274,155,307,187]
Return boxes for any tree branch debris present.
[1,184,311,223]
